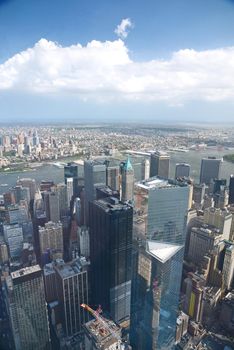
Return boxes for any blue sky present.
[1,0,234,123]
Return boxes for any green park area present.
[223,154,234,163]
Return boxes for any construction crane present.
[80,303,121,341]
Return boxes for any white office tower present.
[121,156,134,202]
[223,243,234,290]
[78,226,90,258]
[142,158,150,180]
[66,177,74,205]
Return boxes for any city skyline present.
[0,1,234,349]
[0,125,234,349]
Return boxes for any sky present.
[1,0,234,123]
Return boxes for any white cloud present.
[1,38,234,104]
[114,18,133,39]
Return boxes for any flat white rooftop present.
[147,241,183,263]
[11,265,41,279]
[136,177,172,190]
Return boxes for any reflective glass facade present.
[89,197,133,323]
[131,177,189,350]
[84,160,106,225]
[133,247,183,350]
[134,178,189,243]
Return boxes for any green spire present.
[124,155,133,171]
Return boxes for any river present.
[0,149,234,195]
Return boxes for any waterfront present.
[0,148,234,195]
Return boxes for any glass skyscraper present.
[199,157,222,185]
[131,177,189,350]
[89,196,133,324]
[150,151,170,179]
[84,159,106,225]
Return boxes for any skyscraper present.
[135,242,184,349]
[57,183,69,217]
[188,226,222,265]
[66,177,74,206]
[106,165,120,191]
[150,151,170,178]
[89,197,133,323]
[39,221,63,260]
[199,157,222,185]
[121,156,134,202]
[3,224,23,259]
[131,177,189,349]
[6,265,51,350]
[44,191,60,223]
[204,207,232,240]
[54,258,89,336]
[228,175,234,205]
[84,160,106,225]
[134,177,189,242]
[175,163,191,178]
[223,243,234,290]
[142,158,150,180]
[64,162,79,197]
[16,178,37,202]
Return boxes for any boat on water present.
[0,184,8,187]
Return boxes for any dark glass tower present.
[199,157,222,185]
[229,175,234,205]
[150,151,170,178]
[89,197,133,323]
[64,162,79,197]
[84,160,106,225]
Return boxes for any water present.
[169,149,234,182]
[0,149,234,195]
[0,164,64,195]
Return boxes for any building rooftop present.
[136,176,188,190]
[147,241,183,263]
[94,196,132,213]
[85,159,106,166]
[151,150,170,158]
[123,156,133,171]
[223,291,234,306]
[11,264,41,280]
[226,243,234,252]
[84,317,121,349]
[43,262,56,276]
[191,225,222,237]
[53,257,90,279]
[96,185,119,198]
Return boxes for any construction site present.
[81,304,131,350]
